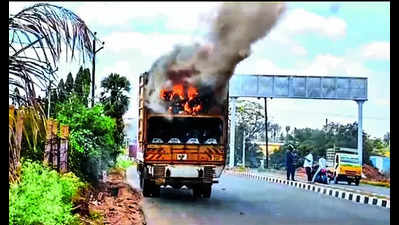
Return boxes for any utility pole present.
[91,32,104,107]
[356,100,364,165]
[47,80,52,118]
[242,130,246,167]
[229,97,237,168]
[264,97,269,169]
[46,68,58,118]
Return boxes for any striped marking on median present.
[224,170,390,209]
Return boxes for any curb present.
[225,170,390,209]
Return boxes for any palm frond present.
[9,3,97,104]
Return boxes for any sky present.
[9,2,390,139]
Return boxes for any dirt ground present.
[76,170,145,225]
[362,164,390,182]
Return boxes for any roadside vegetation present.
[9,3,141,225]
[9,160,85,225]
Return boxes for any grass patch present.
[114,155,134,170]
[235,166,248,172]
[360,179,390,188]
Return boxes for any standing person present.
[292,149,298,181]
[303,151,313,183]
[286,144,296,181]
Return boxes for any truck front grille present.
[154,166,165,177]
[345,170,358,176]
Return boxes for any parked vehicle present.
[326,147,362,185]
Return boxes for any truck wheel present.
[202,184,212,198]
[152,185,160,197]
[139,174,143,188]
[142,178,152,197]
[355,179,360,186]
[193,185,201,199]
[347,180,351,185]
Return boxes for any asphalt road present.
[126,167,389,225]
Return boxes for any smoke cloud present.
[144,2,286,113]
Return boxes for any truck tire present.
[202,184,212,198]
[152,185,160,197]
[347,180,351,185]
[355,179,360,186]
[139,174,144,189]
[193,185,201,199]
[142,177,152,197]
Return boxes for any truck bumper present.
[145,164,224,186]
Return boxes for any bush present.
[56,95,119,183]
[9,160,84,225]
[115,155,133,170]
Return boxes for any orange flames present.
[160,83,202,115]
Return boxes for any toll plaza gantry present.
[228,74,368,167]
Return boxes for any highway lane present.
[126,167,389,225]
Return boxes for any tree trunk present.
[59,125,69,173]
[44,119,54,166]
[9,106,24,183]
[51,121,59,170]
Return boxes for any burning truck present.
[135,2,286,198]
[136,68,229,198]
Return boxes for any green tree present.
[65,72,74,97]
[383,132,390,146]
[74,67,91,106]
[270,123,281,142]
[43,87,58,118]
[57,78,66,103]
[235,100,265,139]
[232,100,266,167]
[100,73,131,148]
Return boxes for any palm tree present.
[9,3,96,105]
[100,73,131,147]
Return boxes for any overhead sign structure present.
[229,74,367,100]
[228,74,368,168]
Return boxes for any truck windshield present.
[147,116,223,145]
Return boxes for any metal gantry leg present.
[229,97,237,168]
[356,100,364,165]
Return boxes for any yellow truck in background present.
[326,147,362,186]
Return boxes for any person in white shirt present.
[303,152,313,182]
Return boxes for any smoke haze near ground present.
[144,2,286,113]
